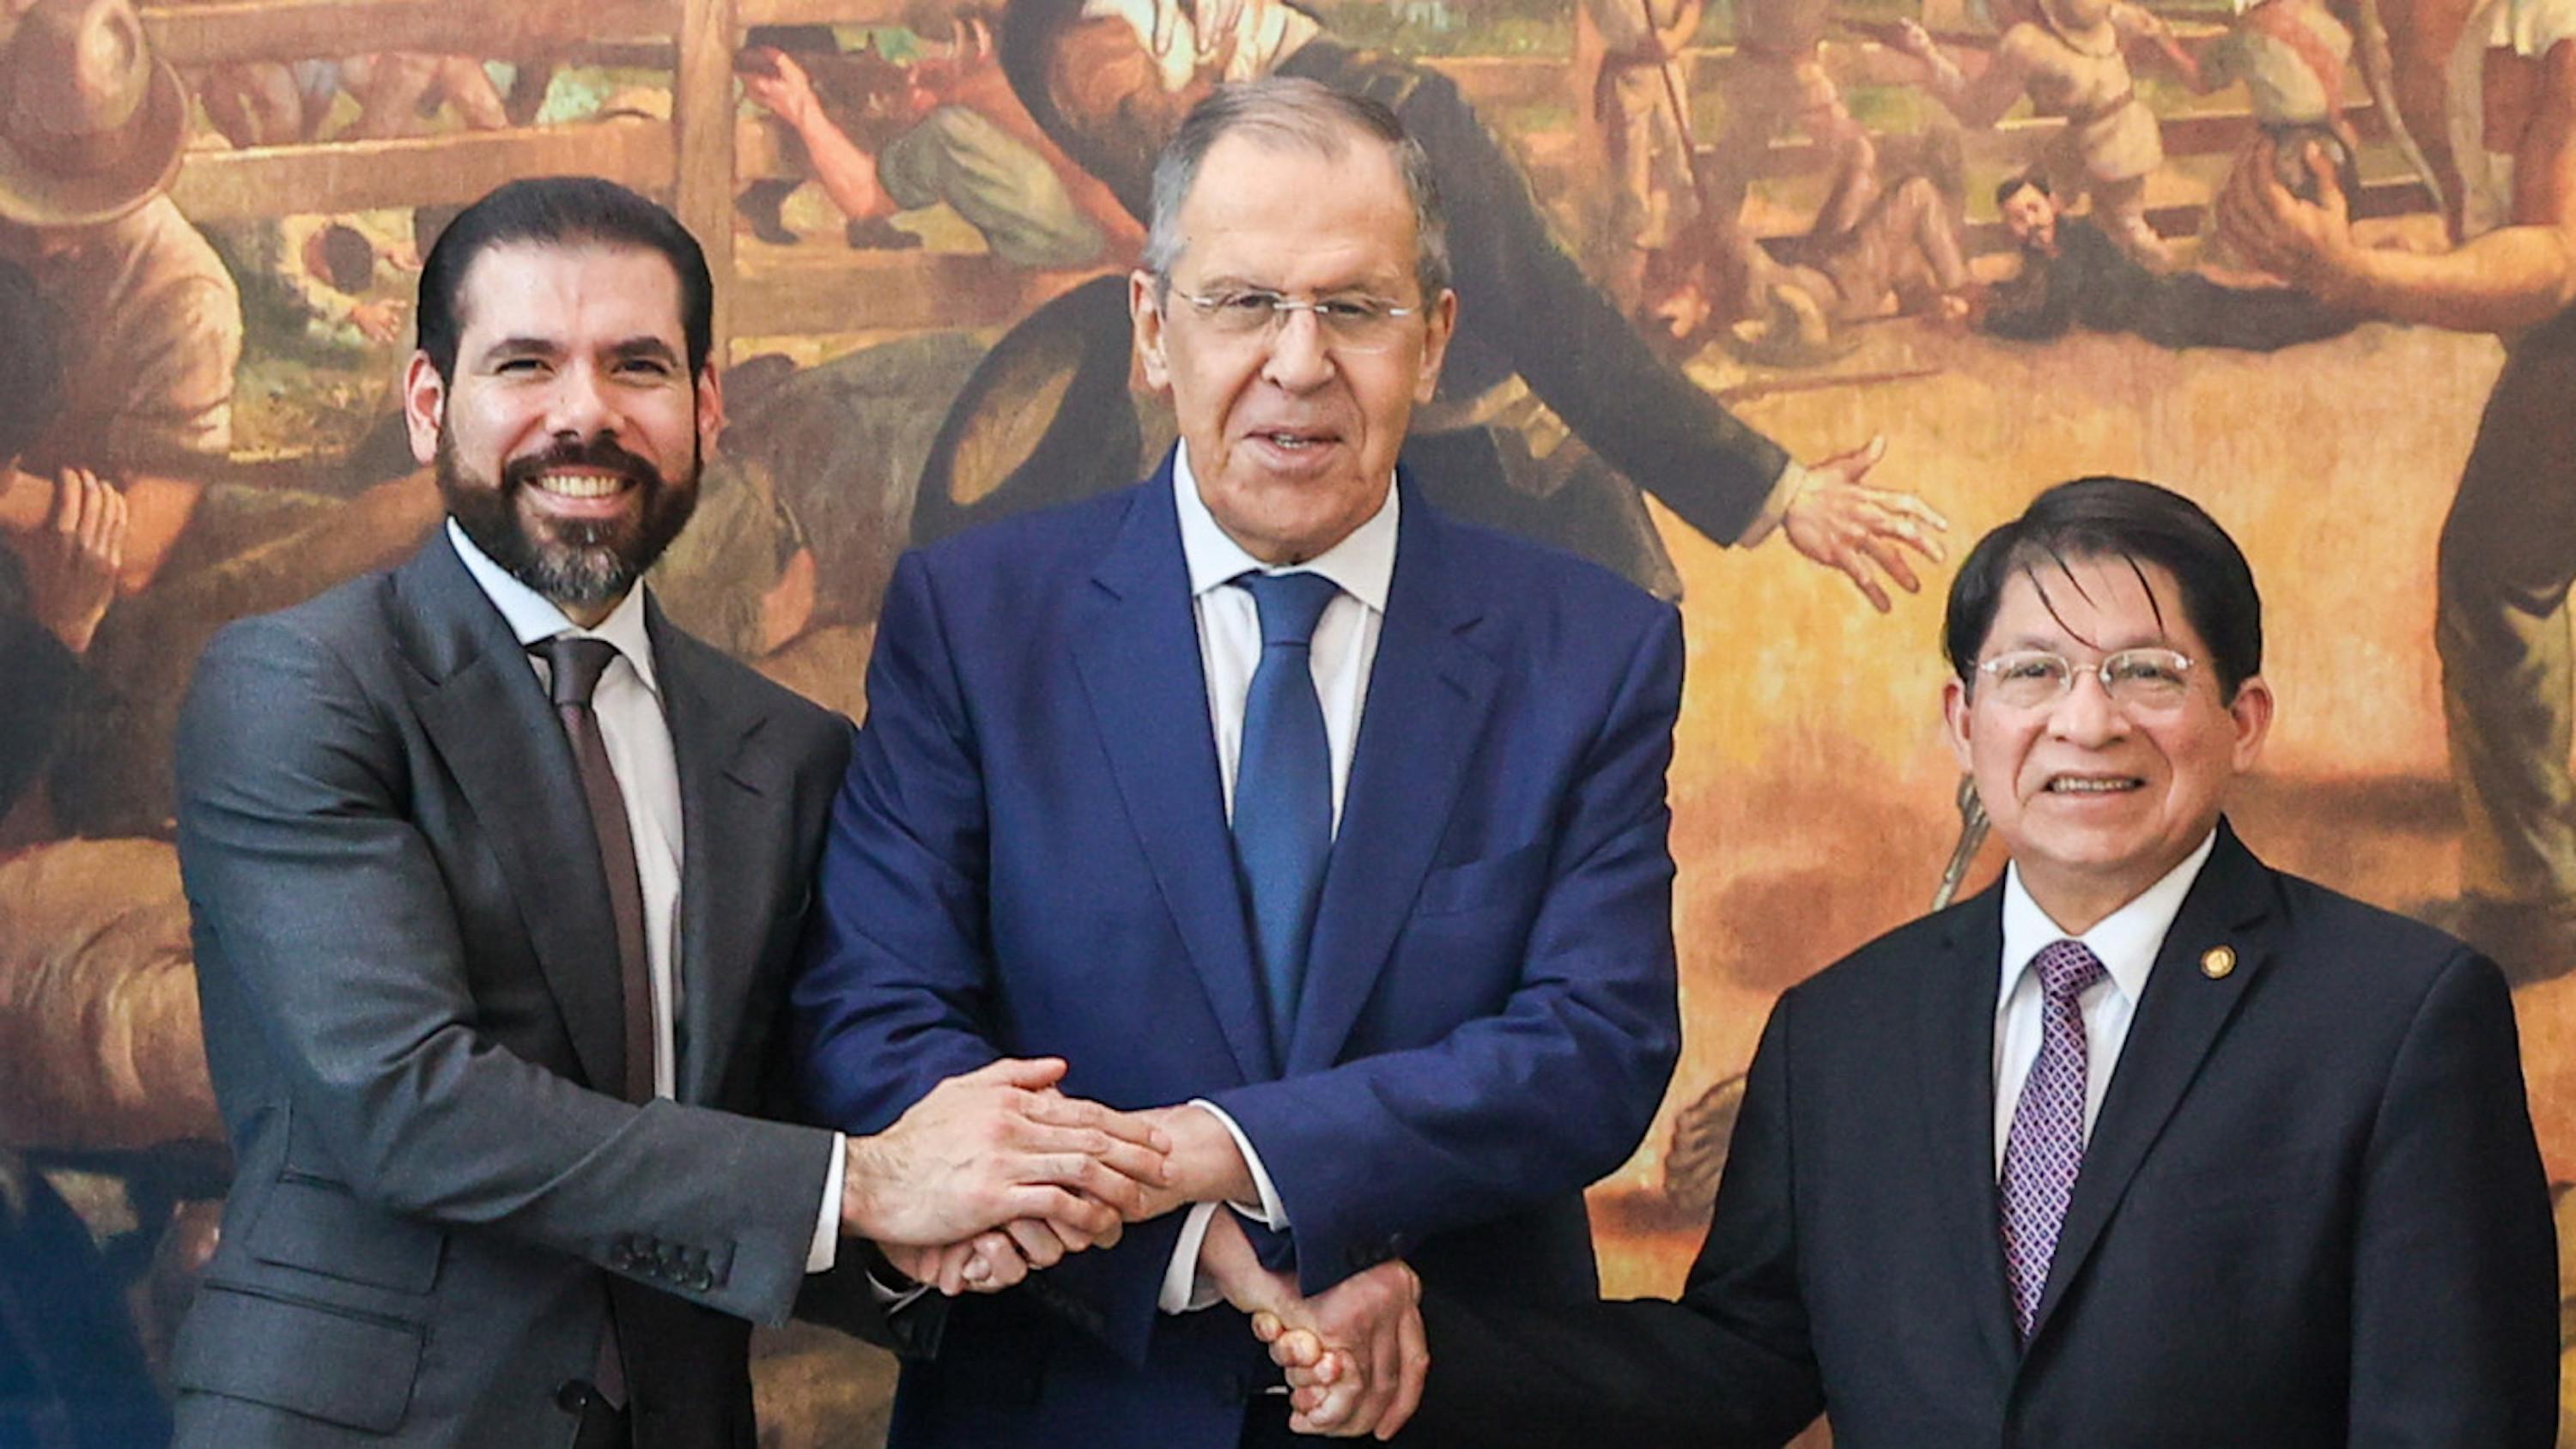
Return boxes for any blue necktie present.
[1232,571,1340,1059]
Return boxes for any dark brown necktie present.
[531,635,654,1105]
[532,635,651,1416]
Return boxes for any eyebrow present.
[606,337,683,366]
[477,336,561,362]
[1188,271,1403,297]
[475,336,682,366]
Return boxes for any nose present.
[1259,306,1336,394]
[544,361,622,440]
[2045,666,2129,745]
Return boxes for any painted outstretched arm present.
[1895,19,2029,128]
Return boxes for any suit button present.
[555,1379,595,1413]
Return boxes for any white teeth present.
[1267,433,1311,449]
[536,473,623,498]
[2049,778,2138,793]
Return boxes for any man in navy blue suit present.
[791,78,1685,1445]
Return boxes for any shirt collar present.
[1171,444,1397,614]
[1998,828,2219,1010]
[445,518,660,695]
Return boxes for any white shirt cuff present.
[1188,1098,1288,1228]
[1735,457,1807,548]
[1156,1100,1291,1314]
[1160,1200,1228,1313]
[807,1132,844,1273]
[867,1270,933,1312]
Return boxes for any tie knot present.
[2032,938,2106,1002]
[1237,571,1340,648]
[531,635,621,708]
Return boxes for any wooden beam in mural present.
[168,118,675,219]
[731,251,1058,334]
[141,0,679,65]
[674,0,738,354]
[732,0,911,27]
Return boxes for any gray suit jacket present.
[167,537,870,1446]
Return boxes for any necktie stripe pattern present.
[1230,571,1340,1062]
[1999,937,2105,1343]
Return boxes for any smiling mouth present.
[1252,427,1339,452]
[528,470,635,500]
[2044,775,2143,795]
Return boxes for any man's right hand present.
[1199,1211,1427,1440]
[840,1057,1172,1251]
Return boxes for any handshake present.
[833,1057,1425,1440]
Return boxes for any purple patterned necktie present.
[1999,937,2106,1343]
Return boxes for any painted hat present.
[0,0,189,227]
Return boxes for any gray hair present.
[1141,77,1449,304]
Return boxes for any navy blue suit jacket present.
[792,460,1683,1446]
[1411,823,2560,1447]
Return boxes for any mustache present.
[501,433,665,494]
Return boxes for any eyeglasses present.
[1972,648,2198,712]
[1168,287,1421,352]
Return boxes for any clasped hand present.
[839,1057,1173,1293]
[1194,1210,1426,1440]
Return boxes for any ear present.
[1941,676,1975,773]
[401,350,445,466]
[1413,288,1458,404]
[1130,269,1172,392]
[2225,674,2275,772]
[695,365,727,455]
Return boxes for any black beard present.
[437,426,699,613]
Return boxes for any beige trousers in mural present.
[2439,306,2576,909]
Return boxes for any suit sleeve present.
[1411,990,1824,1447]
[2345,948,2559,1446]
[173,615,840,1330]
[787,549,1200,1359]
[789,552,1008,1130]
[1206,603,1686,1295]
[1394,68,1793,546]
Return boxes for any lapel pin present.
[2200,945,2237,979]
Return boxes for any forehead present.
[1985,554,2210,656]
[451,241,686,349]
[1172,130,1419,288]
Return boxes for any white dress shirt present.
[447,522,844,1273]
[1991,829,2218,1177]
[1158,449,1397,1313]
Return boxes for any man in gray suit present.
[167,177,1170,1447]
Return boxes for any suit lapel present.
[1070,470,1276,1082]
[1289,488,1498,1072]
[1915,883,2021,1371]
[393,540,629,1096]
[2027,822,2276,1345]
[653,604,776,1105]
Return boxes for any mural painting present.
[0,0,2569,1440]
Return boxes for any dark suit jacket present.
[167,537,871,1446]
[1413,823,2559,1447]
[792,464,1684,1446]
